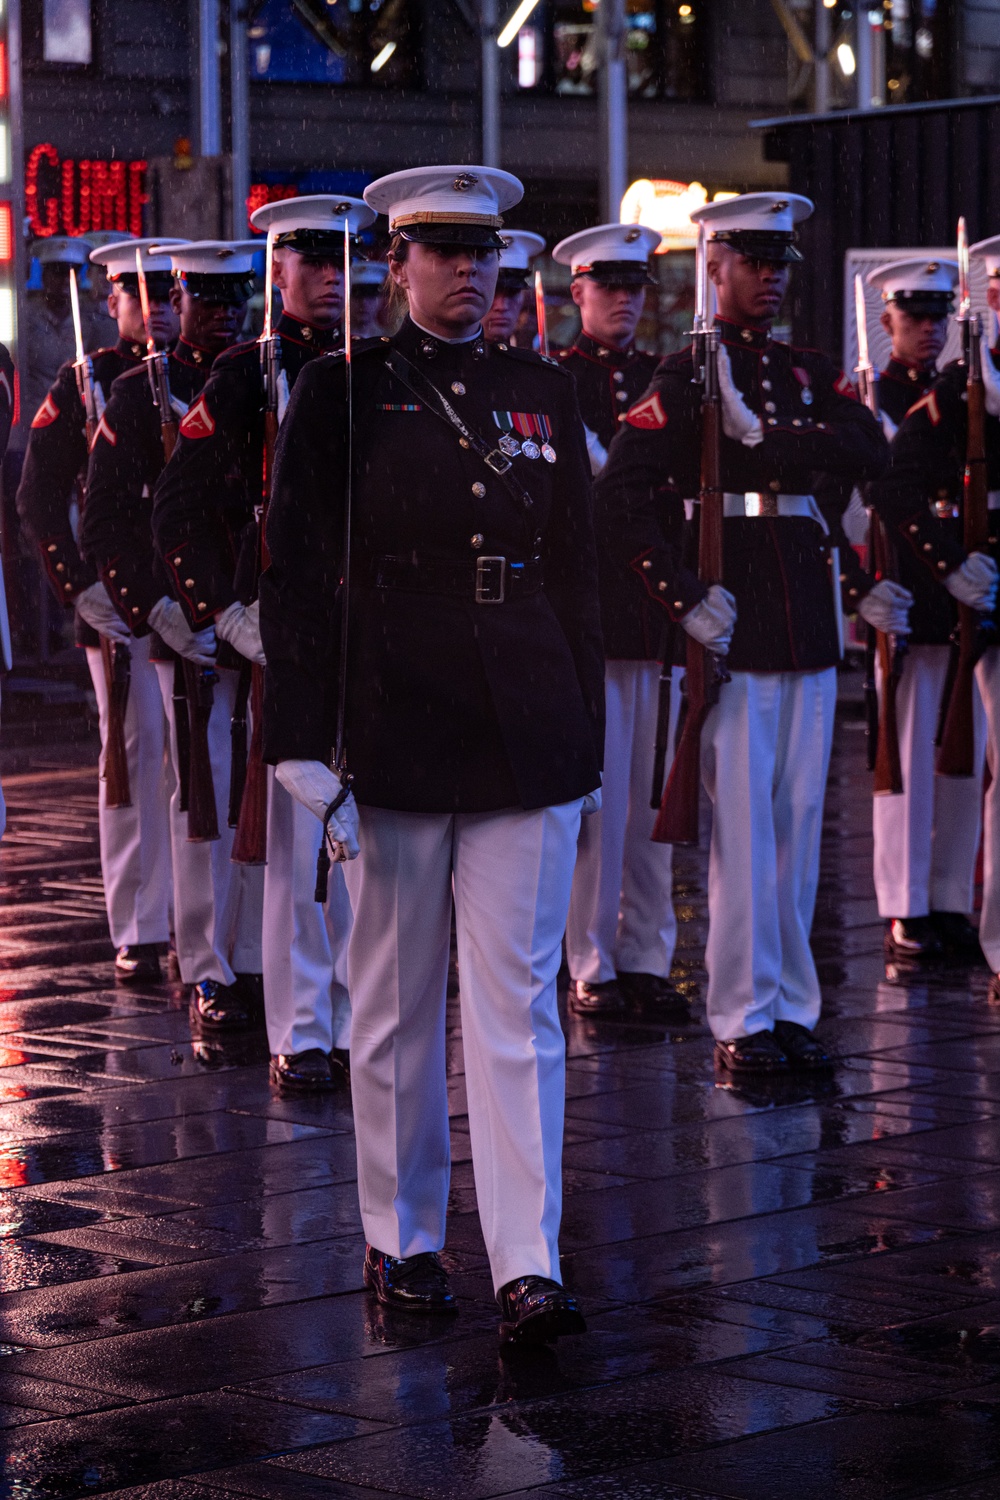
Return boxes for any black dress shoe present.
[714,1030,790,1075]
[616,970,687,1017]
[114,943,161,983]
[570,978,626,1016]
[190,979,250,1031]
[773,1019,833,1071]
[884,916,943,960]
[363,1245,457,1314]
[330,1047,351,1086]
[233,972,266,1021]
[931,911,985,962]
[269,1049,334,1094]
[497,1276,586,1346]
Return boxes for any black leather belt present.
[365,554,542,604]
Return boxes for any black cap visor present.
[496,269,530,291]
[275,228,350,256]
[111,271,174,301]
[886,291,953,319]
[397,221,506,250]
[176,271,255,305]
[573,260,655,288]
[710,230,802,264]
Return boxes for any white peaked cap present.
[866,256,959,300]
[552,222,661,271]
[89,238,189,276]
[970,235,1000,277]
[352,260,389,288]
[150,241,261,275]
[690,192,814,237]
[31,237,91,266]
[499,230,545,272]
[249,194,376,237]
[364,165,523,241]
[82,230,129,251]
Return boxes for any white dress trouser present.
[347,799,582,1293]
[262,767,352,1057]
[872,643,985,918]
[154,662,264,986]
[973,648,1000,969]
[86,635,172,948]
[702,668,837,1042]
[566,659,681,983]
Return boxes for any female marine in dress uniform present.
[261,165,604,1346]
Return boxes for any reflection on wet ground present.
[2,712,1000,1498]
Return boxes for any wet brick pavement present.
[3,690,1000,1498]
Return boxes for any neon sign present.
[26,143,148,239]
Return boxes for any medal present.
[521,440,541,460]
[498,433,521,457]
[801,387,813,406]
[542,443,556,463]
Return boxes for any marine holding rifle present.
[261,164,604,1345]
[15,238,180,985]
[594,192,896,1076]
[81,241,263,1032]
[151,196,374,1094]
[872,234,1000,988]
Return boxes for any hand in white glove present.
[583,425,609,476]
[717,342,763,448]
[274,758,360,862]
[944,552,999,615]
[148,596,217,665]
[681,584,737,654]
[215,599,265,666]
[857,579,913,635]
[75,581,130,643]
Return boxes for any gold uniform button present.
[762,379,772,391]
[174,556,182,565]
[616,391,628,402]
[937,561,947,571]
[472,482,486,498]
[132,606,140,615]
[56,562,65,572]
[793,419,802,427]
[641,559,652,569]
[47,543,57,553]
[761,355,770,366]
[658,581,667,591]
[63,582,72,592]
[198,602,207,611]
[302,326,312,340]
[764,401,776,413]
[471,533,484,549]
[923,543,933,552]
[120,587,128,595]
[741,329,753,342]
[613,370,624,383]
[909,524,919,534]
[767,418,777,426]
[451,382,465,396]
[108,568,117,578]
[459,437,470,449]
[185,578,195,587]
[673,600,683,610]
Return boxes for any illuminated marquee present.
[620,179,738,250]
[26,143,148,239]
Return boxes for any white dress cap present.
[364,165,523,247]
[149,241,262,276]
[352,260,389,289]
[690,192,814,263]
[89,238,189,278]
[866,256,959,303]
[249,194,376,240]
[551,223,660,284]
[31,237,92,266]
[499,231,545,273]
[970,235,1000,278]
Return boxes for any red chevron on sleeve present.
[624,391,667,430]
[92,411,116,448]
[179,394,216,440]
[31,391,60,428]
[905,389,941,426]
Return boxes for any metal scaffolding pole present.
[813,0,830,114]
[196,0,222,156]
[481,0,500,167]
[598,0,627,224]
[230,0,250,234]
[855,7,874,110]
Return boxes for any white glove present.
[75,581,130,643]
[274,758,360,863]
[717,342,763,448]
[581,785,602,816]
[215,599,265,666]
[982,329,1000,419]
[943,552,999,614]
[681,584,737,654]
[584,425,608,476]
[857,579,913,635]
[148,596,217,665]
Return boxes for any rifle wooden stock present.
[182,661,220,841]
[870,515,904,796]
[231,664,267,864]
[99,637,132,808]
[653,392,726,845]
[937,351,989,778]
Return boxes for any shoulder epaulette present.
[494,342,573,377]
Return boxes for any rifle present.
[231,226,278,865]
[855,273,904,796]
[652,225,728,845]
[534,270,549,358]
[315,217,355,904]
[936,217,995,778]
[72,266,132,809]
[137,249,219,839]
